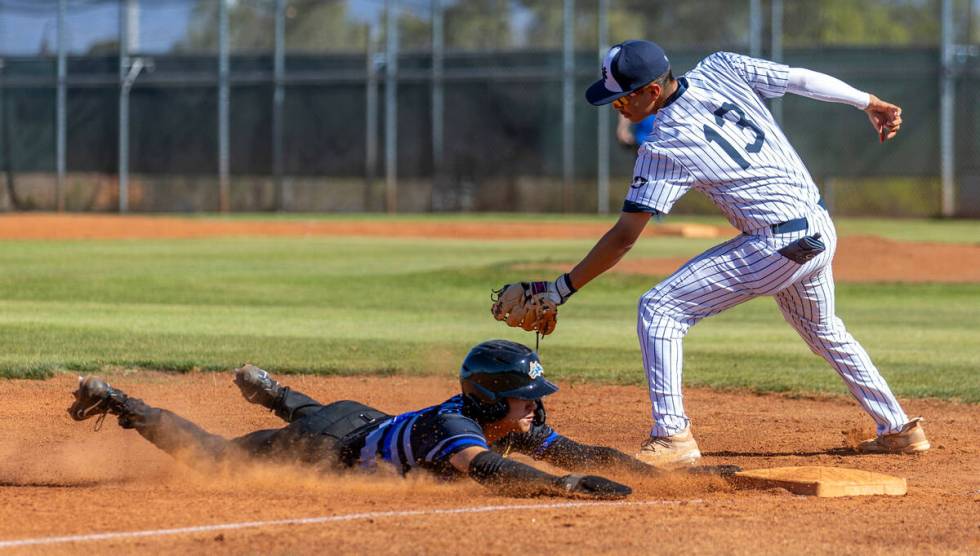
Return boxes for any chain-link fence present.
[0,0,977,215]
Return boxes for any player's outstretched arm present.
[450,446,631,500]
[567,211,652,291]
[538,436,658,474]
[537,436,742,477]
[785,67,902,143]
[489,210,650,336]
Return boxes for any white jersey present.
[602,49,911,441]
[625,52,822,233]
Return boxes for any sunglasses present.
[611,87,647,110]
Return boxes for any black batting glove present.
[554,474,632,500]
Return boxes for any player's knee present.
[637,302,687,340]
[637,287,671,315]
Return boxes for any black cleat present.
[233,364,285,409]
[67,376,129,421]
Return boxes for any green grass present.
[831,217,980,244]
[0,217,977,402]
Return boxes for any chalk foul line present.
[0,499,700,549]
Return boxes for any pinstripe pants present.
[638,207,909,437]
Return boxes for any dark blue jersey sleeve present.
[413,413,489,469]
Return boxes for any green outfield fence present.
[0,0,978,216]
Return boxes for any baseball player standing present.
[492,40,929,468]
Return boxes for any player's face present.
[481,398,537,440]
[612,83,660,122]
[502,397,538,433]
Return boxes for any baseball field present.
[1,213,978,554]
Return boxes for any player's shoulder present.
[413,396,484,435]
[691,51,739,77]
[430,409,485,436]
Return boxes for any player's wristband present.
[553,273,577,304]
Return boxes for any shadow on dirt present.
[703,447,859,458]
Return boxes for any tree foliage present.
[172,0,950,54]
[782,0,941,47]
[175,0,368,53]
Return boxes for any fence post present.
[273,0,285,211]
[770,0,783,125]
[562,0,575,212]
[218,0,230,213]
[940,0,955,217]
[365,23,378,211]
[749,0,762,57]
[118,0,130,213]
[0,57,15,210]
[385,0,399,214]
[596,0,609,214]
[431,0,444,212]
[56,0,66,212]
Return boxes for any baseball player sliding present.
[68,339,735,498]
[492,40,930,469]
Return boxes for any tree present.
[782,0,940,47]
[174,0,367,53]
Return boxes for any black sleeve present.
[468,451,633,500]
[467,450,561,497]
[538,437,659,474]
[491,422,562,458]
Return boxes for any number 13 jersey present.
[624,52,822,234]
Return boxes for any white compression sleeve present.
[786,67,870,109]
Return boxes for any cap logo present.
[602,46,623,93]
[528,361,544,379]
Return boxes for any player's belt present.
[769,198,826,235]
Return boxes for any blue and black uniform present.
[120,387,644,489]
[355,394,569,478]
[84,339,734,497]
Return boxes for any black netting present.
[0,0,976,214]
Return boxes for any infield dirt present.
[1,373,978,554]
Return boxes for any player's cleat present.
[234,364,285,409]
[635,425,702,469]
[857,417,930,454]
[67,376,129,421]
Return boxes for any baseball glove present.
[490,282,560,335]
[490,274,577,336]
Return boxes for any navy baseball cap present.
[585,40,670,106]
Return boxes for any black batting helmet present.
[460,339,558,423]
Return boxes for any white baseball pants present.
[638,206,909,437]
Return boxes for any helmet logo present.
[528,361,544,379]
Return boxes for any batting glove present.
[529,274,577,306]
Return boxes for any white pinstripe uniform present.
[626,52,909,437]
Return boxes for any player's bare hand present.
[864,94,902,143]
[616,117,636,146]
